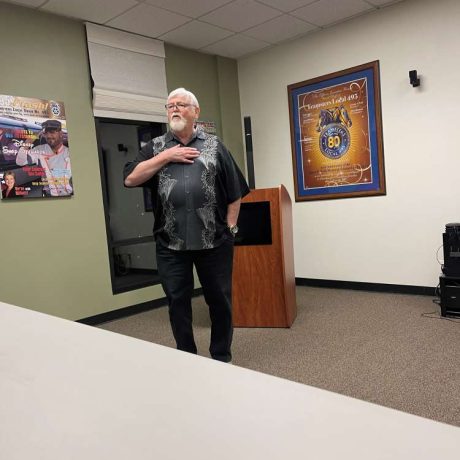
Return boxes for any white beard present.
[169,117,187,132]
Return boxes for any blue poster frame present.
[287,61,385,202]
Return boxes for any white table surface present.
[1,301,459,459]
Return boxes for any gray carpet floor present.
[99,286,460,427]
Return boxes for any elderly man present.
[16,119,72,197]
[124,88,249,362]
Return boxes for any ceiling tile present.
[107,3,191,38]
[292,0,374,27]
[365,0,403,5]
[159,20,233,49]
[200,0,282,32]
[6,0,45,6]
[1,0,409,60]
[244,14,317,43]
[41,0,138,24]
[201,34,270,58]
[256,0,318,13]
[143,0,234,18]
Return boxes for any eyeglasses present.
[165,102,195,111]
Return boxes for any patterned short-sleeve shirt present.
[124,129,249,251]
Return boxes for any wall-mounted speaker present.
[409,70,420,87]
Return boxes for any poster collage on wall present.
[0,94,72,200]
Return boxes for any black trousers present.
[156,238,234,362]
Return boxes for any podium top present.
[244,184,291,203]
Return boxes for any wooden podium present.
[232,185,296,327]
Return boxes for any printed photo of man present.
[16,119,72,197]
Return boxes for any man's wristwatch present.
[228,224,239,237]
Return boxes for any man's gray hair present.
[167,88,199,107]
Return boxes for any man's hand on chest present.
[161,144,200,164]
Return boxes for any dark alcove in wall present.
[95,118,166,294]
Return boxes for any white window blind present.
[85,23,168,123]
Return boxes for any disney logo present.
[11,138,25,147]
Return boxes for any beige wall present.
[165,44,245,168]
[216,56,245,171]
[238,0,457,287]
[0,3,243,320]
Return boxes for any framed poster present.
[287,61,385,201]
[0,94,72,200]
[196,120,217,135]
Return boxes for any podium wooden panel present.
[233,185,296,327]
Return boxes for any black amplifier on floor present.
[439,275,460,316]
[442,223,460,276]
